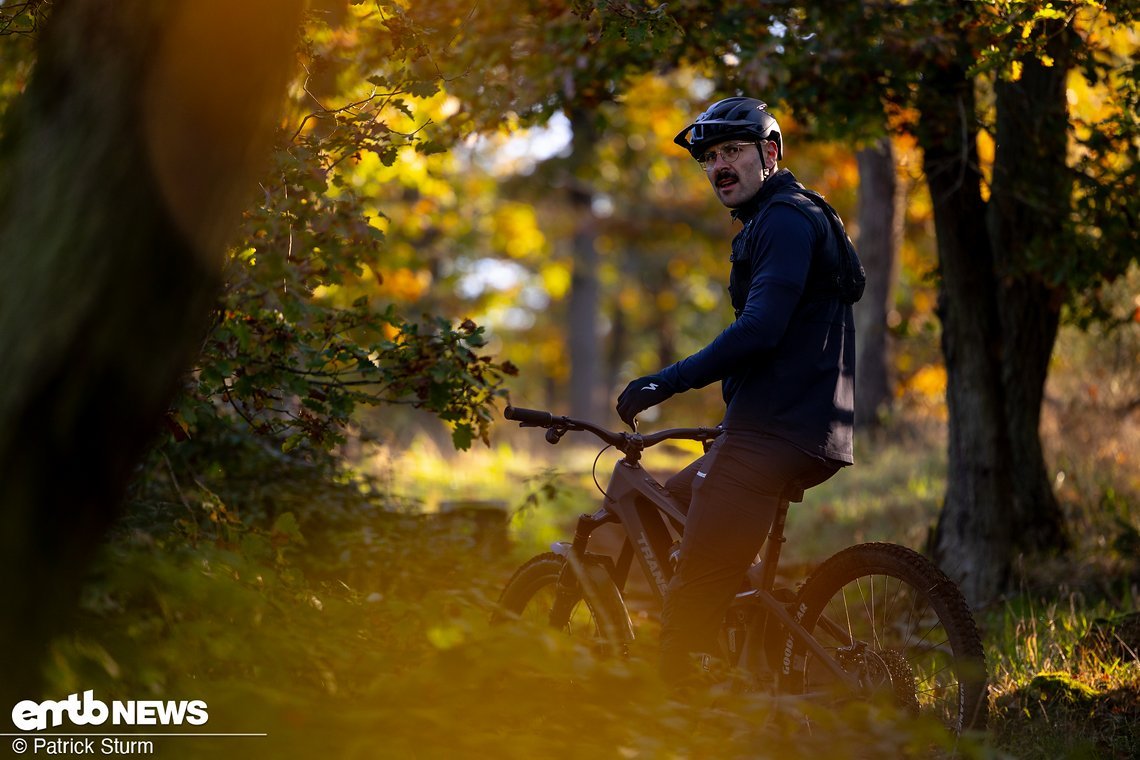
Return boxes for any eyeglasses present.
[696,141,756,171]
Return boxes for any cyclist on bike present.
[615,97,857,687]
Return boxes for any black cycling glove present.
[616,373,675,428]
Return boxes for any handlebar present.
[503,406,554,427]
[504,405,721,460]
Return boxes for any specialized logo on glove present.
[616,373,675,428]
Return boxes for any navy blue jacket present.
[659,169,855,464]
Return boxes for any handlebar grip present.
[504,406,553,426]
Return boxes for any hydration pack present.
[796,188,866,305]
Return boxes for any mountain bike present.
[494,406,988,733]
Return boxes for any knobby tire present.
[791,542,988,733]
[494,552,629,651]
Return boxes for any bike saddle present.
[781,481,805,504]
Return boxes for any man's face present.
[703,139,771,208]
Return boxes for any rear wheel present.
[790,543,988,733]
[494,553,629,650]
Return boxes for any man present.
[615,97,857,686]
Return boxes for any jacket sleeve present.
[660,203,819,392]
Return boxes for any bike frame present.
[554,446,861,691]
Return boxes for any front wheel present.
[493,552,631,651]
[790,543,988,733]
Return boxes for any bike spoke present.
[811,570,970,726]
[880,575,905,640]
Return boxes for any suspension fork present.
[548,507,618,628]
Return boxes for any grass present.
[984,593,1140,758]
[360,417,951,568]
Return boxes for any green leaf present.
[415,140,448,156]
[271,512,305,545]
[407,80,439,98]
[451,423,474,451]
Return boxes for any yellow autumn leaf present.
[540,262,571,300]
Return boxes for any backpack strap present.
[771,186,866,305]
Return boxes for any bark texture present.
[566,109,603,422]
[854,137,903,429]
[0,0,303,708]
[922,23,1075,605]
[987,28,1072,553]
[918,64,1016,607]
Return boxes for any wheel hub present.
[835,644,919,714]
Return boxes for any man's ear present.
[764,140,779,170]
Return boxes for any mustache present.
[714,168,738,184]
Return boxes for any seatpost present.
[754,497,791,591]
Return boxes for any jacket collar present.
[730,168,799,224]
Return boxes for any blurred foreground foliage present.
[57,455,991,760]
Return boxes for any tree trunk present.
[988,25,1072,554]
[606,293,628,402]
[854,136,903,429]
[919,23,1077,606]
[918,64,1017,607]
[654,282,679,370]
[0,0,301,708]
[566,110,603,422]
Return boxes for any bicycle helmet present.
[674,97,783,161]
